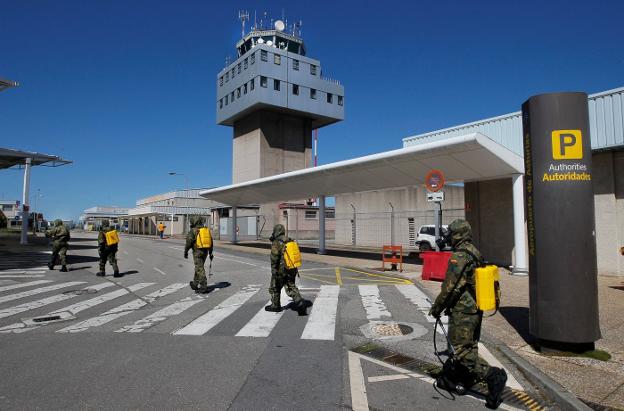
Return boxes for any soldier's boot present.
[47,264,54,270]
[264,305,282,312]
[485,367,507,409]
[96,271,105,277]
[197,283,209,294]
[189,281,198,291]
[265,293,282,312]
[296,299,311,316]
[60,266,68,272]
[113,270,122,278]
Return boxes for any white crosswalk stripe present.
[116,297,203,333]
[0,281,85,305]
[0,280,52,293]
[57,283,186,333]
[359,285,391,320]
[173,285,261,336]
[0,283,154,333]
[236,289,290,337]
[395,284,448,332]
[301,285,340,341]
[0,283,114,320]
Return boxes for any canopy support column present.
[232,206,238,244]
[20,157,32,245]
[512,174,529,275]
[318,196,326,255]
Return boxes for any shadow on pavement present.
[67,255,100,264]
[208,281,231,290]
[498,306,535,345]
[68,237,98,243]
[67,244,99,250]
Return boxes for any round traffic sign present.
[425,169,445,192]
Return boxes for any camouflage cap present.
[189,215,204,227]
[270,224,285,241]
[101,220,110,228]
[448,219,472,246]
[54,219,63,226]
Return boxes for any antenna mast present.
[238,10,249,38]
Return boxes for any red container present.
[421,251,452,281]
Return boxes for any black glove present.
[184,252,188,259]
[429,304,443,319]
[209,254,214,261]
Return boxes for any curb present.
[492,342,591,411]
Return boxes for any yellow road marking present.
[300,273,338,285]
[335,268,343,286]
[342,268,413,284]
[341,276,410,284]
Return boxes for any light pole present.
[168,172,190,234]
[32,189,43,233]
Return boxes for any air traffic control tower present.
[216,16,344,184]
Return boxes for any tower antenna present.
[238,10,249,38]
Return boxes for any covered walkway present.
[200,133,528,274]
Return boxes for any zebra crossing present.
[0,278,446,341]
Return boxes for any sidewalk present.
[217,239,624,410]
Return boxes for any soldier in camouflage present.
[45,219,70,272]
[429,219,507,409]
[264,224,311,315]
[184,215,213,293]
[97,220,121,277]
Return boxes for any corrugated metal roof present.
[403,87,624,154]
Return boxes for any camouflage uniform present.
[46,219,70,271]
[97,221,120,277]
[184,216,213,293]
[429,219,507,409]
[265,224,310,315]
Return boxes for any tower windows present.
[237,87,241,98]
[237,63,241,74]
[260,76,267,88]
[274,79,280,91]
[231,91,234,101]
[225,95,228,105]
[261,50,268,62]
[310,64,317,75]
[327,93,333,103]
[293,59,299,70]
[243,83,247,94]
[244,58,248,69]
[231,68,235,78]
[251,53,255,64]
[338,95,344,106]
[274,54,281,65]
[225,72,229,82]
[310,88,317,99]
[219,77,223,86]
[292,84,299,95]
[219,99,223,109]
[250,78,255,90]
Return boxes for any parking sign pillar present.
[232,206,238,244]
[318,195,326,255]
[522,92,600,351]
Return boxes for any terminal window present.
[305,210,317,219]
[274,79,280,91]
[327,93,333,103]
[310,64,317,75]
[261,50,268,62]
[225,95,228,105]
[260,76,267,88]
[250,78,255,90]
[338,95,344,106]
[292,84,299,95]
[244,58,248,69]
[243,83,247,94]
[219,99,223,109]
[219,77,223,86]
[238,63,241,74]
[237,88,241,98]
[293,59,299,70]
[231,91,234,101]
[310,88,317,99]
[251,53,255,64]
[232,68,235,78]
[274,54,281,65]
[225,73,229,82]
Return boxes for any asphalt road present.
[0,232,536,410]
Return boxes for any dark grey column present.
[522,92,600,351]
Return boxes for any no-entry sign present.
[425,170,445,192]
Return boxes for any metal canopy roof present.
[0,147,72,170]
[200,133,524,206]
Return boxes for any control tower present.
[216,15,344,184]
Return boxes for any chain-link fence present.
[220,208,465,250]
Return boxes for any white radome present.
[274,20,285,31]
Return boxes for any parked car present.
[416,224,449,251]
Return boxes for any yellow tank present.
[284,241,302,269]
[195,227,212,249]
[474,265,500,312]
[105,230,119,246]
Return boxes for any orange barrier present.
[382,245,403,272]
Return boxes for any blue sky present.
[1,0,622,221]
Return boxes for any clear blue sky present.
[1,0,622,221]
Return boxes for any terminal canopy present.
[200,133,524,206]
[0,147,72,170]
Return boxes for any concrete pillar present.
[232,206,238,244]
[20,158,32,245]
[512,174,529,275]
[318,196,326,254]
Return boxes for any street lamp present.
[168,172,190,235]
